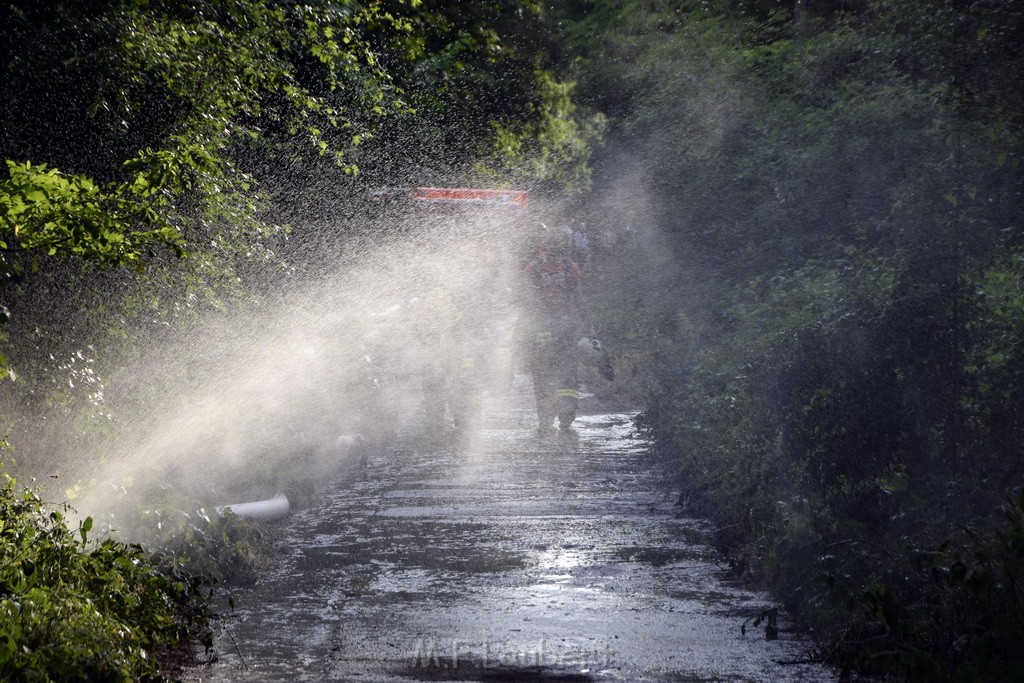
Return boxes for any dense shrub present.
[567,0,1024,678]
[0,469,212,681]
[637,250,1024,677]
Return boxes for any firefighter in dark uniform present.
[523,225,594,435]
[416,237,506,439]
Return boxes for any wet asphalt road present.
[194,378,834,682]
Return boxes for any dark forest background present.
[2,0,1023,679]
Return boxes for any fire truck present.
[370,186,529,212]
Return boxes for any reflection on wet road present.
[197,378,833,681]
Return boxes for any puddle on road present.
[191,380,833,682]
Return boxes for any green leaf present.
[0,633,15,666]
[80,516,93,544]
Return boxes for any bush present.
[638,251,1024,679]
[0,469,212,681]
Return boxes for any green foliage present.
[0,0,410,273]
[801,489,1024,679]
[0,0,604,478]
[0,0,410,397]
[163,511,270,587]
[480,69,607,194]
[0,0,599,399]
[563,0,1024,678]
[972,249,1024,393]
[132,503,272,587]
[0,469,212,680]
[0,4,605,675]
[0,160,185,271]
[928,491,1024,680]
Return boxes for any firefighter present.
[523,224,595,435]
[415,235,505,439]
[413,278,488,439]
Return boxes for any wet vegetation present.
[563,1,1024,679]
[0,472,213,679]
[1,0,1023,679]
[0,0,594,676]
